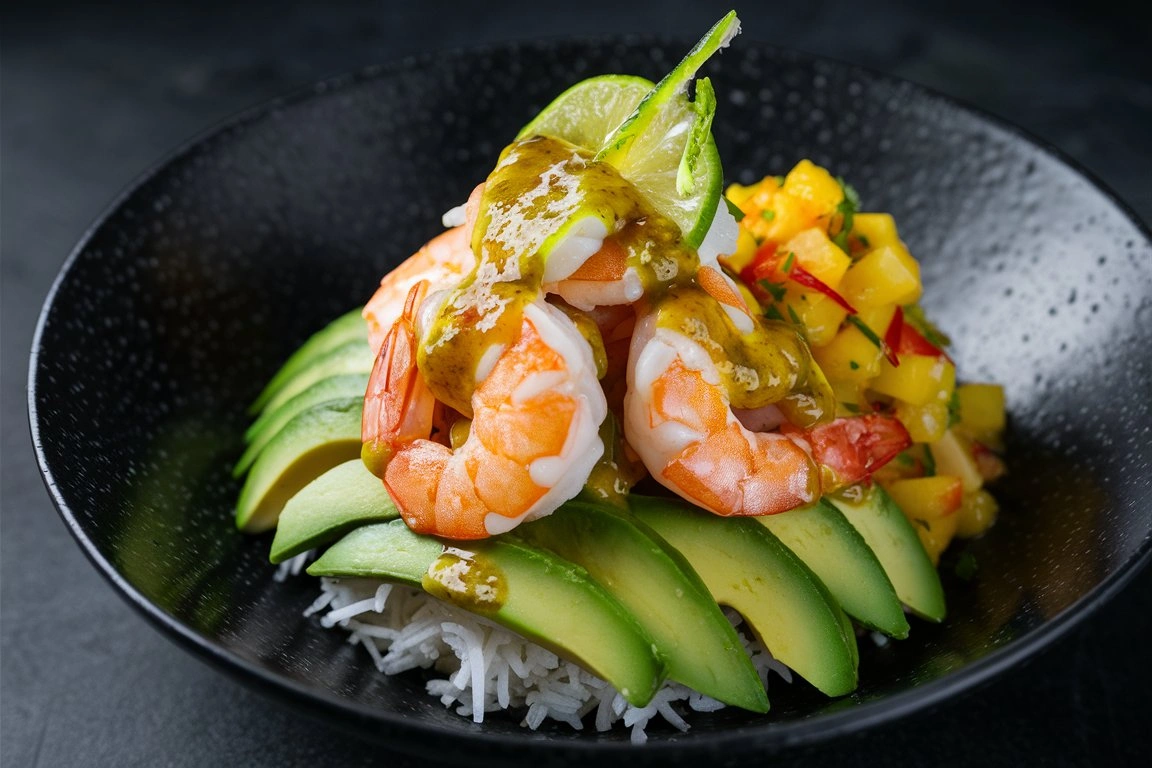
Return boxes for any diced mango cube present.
[886,475,963,563]
[895,399,950,443]
[930,429,983,492]
[856,303,898,339]
[782,287,848,347]
[813,324,884,381]
[955,489,999,538]
[839,244,923,308]
[721,226,761,273]
[871,354,955,406]
[888,475,964,519]
[743,191,814,244]
[850,213,901,251]
[782,159,844,218]
[957,383,1006,444]
[725,182,757,207]
[780,228,852,289]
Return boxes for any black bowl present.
[29,40,1152,764]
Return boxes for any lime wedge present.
[514,12,739,248]
[517,74,654,149]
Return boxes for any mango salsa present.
[887,476,963,563]
[849,212,900,251]
[870,354,955,407]
[730,158,1006,567]
[781,287,849,347]
[780,228,852,289]
[813,324,885,381]
[782,159,844,218]
[955,489,999,538]
[839,244,922,307]
[957,383,1006,446]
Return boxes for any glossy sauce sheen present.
[421,547,508,613]
[418,134,822,433]
[418,135,694,415]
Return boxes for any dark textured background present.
[3,1,1150,765]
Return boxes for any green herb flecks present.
[846,315,885,351]
[922,445,937,477]
[831,177,860,251]
[953,550,978,581]
[947,388,962,428]
[761,280,787,303]
[904,304,952,349]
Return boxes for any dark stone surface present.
[3,1,1150,766]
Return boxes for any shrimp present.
[362,185,484,353]
[544,195,744,316]
[363,284,607,539]
[624,292,910,517]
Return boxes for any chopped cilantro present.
[849,360,860,370]
[786,304,803,326]
[724,196,745,222]
[904,304,952,348]
[761,280,787,302]
[760,209,776,222]
[841,401,861,414]
[922,445,937,477]
[954,550,978,581]
[764,304,785,322]
[781,251,795,273]
[947,388,962,428]
[831,176,860,251]
[846,315,884,350]
[895,451,915,467]
[857,233,870,248]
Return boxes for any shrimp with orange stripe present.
[362,280,606,539]
[624,282,911,518]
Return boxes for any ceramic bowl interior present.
[30,40,1152,763]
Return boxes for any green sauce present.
[417,134,822,422]
[652,285,818,410]
[421,547,507,614]
[419,136,694,415]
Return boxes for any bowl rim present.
[27,35,1152,757]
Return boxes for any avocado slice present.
[269,459,398,563]
[236,373,369,477]
[235,398,363,533]
[757,500,910,638]
[630,495,859,697]
[516,500,768,712]
[249,308,366,415]
[827,485,946,622]
[309,520,666,707]
[257,338,374,419]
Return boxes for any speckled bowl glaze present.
[30,40,1152,765]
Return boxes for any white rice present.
[308,576,792,742]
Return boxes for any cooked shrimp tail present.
[362,281,437,478]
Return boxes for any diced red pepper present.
[885,306,905,360]
[897,322,944,357]
[786,264,858,315]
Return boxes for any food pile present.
[231,12,1006,741]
